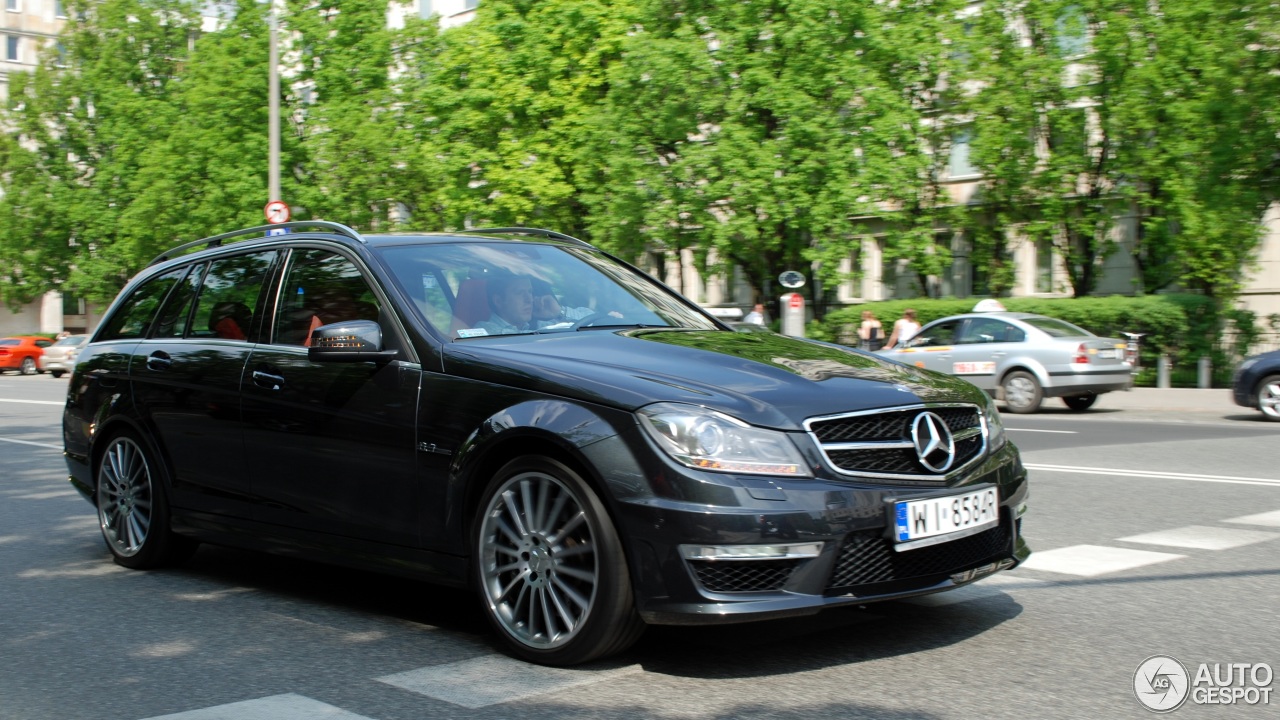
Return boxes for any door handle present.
[991,351,1007,358]
[252,370,286,391]
[146,352,172,371]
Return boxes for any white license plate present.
[1098,348,1119,359]
[893,487,999,549]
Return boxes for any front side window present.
[189,252,277,341]
[908,320,962,348]
[98,268,188,341]
[378,242,718,340]
[273,249,381,346]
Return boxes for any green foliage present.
[0,0,1277,324]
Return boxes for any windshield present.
[1020,316,1094,338]
[54,335,86,346]
[378,242,719,339]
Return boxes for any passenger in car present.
[209,302,252,341]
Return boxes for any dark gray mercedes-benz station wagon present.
[64,221,1030,665]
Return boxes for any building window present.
[4,35,19,62]
[1055,5,1090,58]
[5,0,19,13]
[463,0,479,10]
[62,294,87,316]
[55,0,66,18]
[948,127,979,179]
[1035,238,1055,293]
[418,0,432,18]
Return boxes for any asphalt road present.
[2,373,1277,719]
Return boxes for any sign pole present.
[268,1,281,203]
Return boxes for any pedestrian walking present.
[884,308,921,349]
[858,310,884,351]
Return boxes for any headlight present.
[983,394,1007,450]
[638,403,811,477]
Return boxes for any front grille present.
[807,404,987,482]
[826,523,1009,592]
[689,559,801,593]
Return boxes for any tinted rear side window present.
[97,268,188,341]
[189,252,278,341]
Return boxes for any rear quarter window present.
[97,268,188,341]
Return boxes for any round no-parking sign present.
[264,200,290,224]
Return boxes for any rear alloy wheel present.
[20,357,37,375]
[474,456,644,666]
[96,432,197,569]
[1257,375,1280,422]
[1002,371,1043,414]
[1062,393,1097,412]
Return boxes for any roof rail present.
[148,221,365,266]
[463,227,592,247]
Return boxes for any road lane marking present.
[1024,463,1280,487]
[1117,525,1280,550]
[378,655,642,709]
[140,693,374,720]
[1004,428,1078,434]
[0,398,63,406]
[0,437,61,450]
[1226,510,1280,527]
[1018,545,1184,577]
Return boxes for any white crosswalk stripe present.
[139,693,376,720]
[378,655,643,709]
[1018,545,1185,577]
[1117,525,1280,550]
[1226,509,1280,527]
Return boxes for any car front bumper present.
[598,440,1030,626]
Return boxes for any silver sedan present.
[877,312,1133,413]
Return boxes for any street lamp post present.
[268,1,281,203]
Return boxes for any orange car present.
[0,336,53,375]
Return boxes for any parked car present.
[1232,349,1280,421]
[877,311,1132,414]
[64,222,1030,666]
[0,336,52,375]
[40,334,89,378]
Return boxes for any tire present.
[473,456,645,666]
[1257,375,1280,422]
[20,357,37,375]
[1001,370,1043,414]
[1062,393,1097,412]
[95,431,198,569]
[50,370,64,379]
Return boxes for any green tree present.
[0,0,200,303]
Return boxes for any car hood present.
[442,329,986,430]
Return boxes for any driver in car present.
[532,278,596,328]
[477,274,535,334]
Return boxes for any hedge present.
[809,294,1237,374]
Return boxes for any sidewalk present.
[1099,387,1240,414]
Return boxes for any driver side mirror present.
[307,320,399,364]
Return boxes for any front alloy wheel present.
[20,357,37,375]
[475,456,643,665]
[1258,375,1280,421]
[1002,371,1043,414]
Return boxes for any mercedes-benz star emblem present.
[911,411,957,473]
